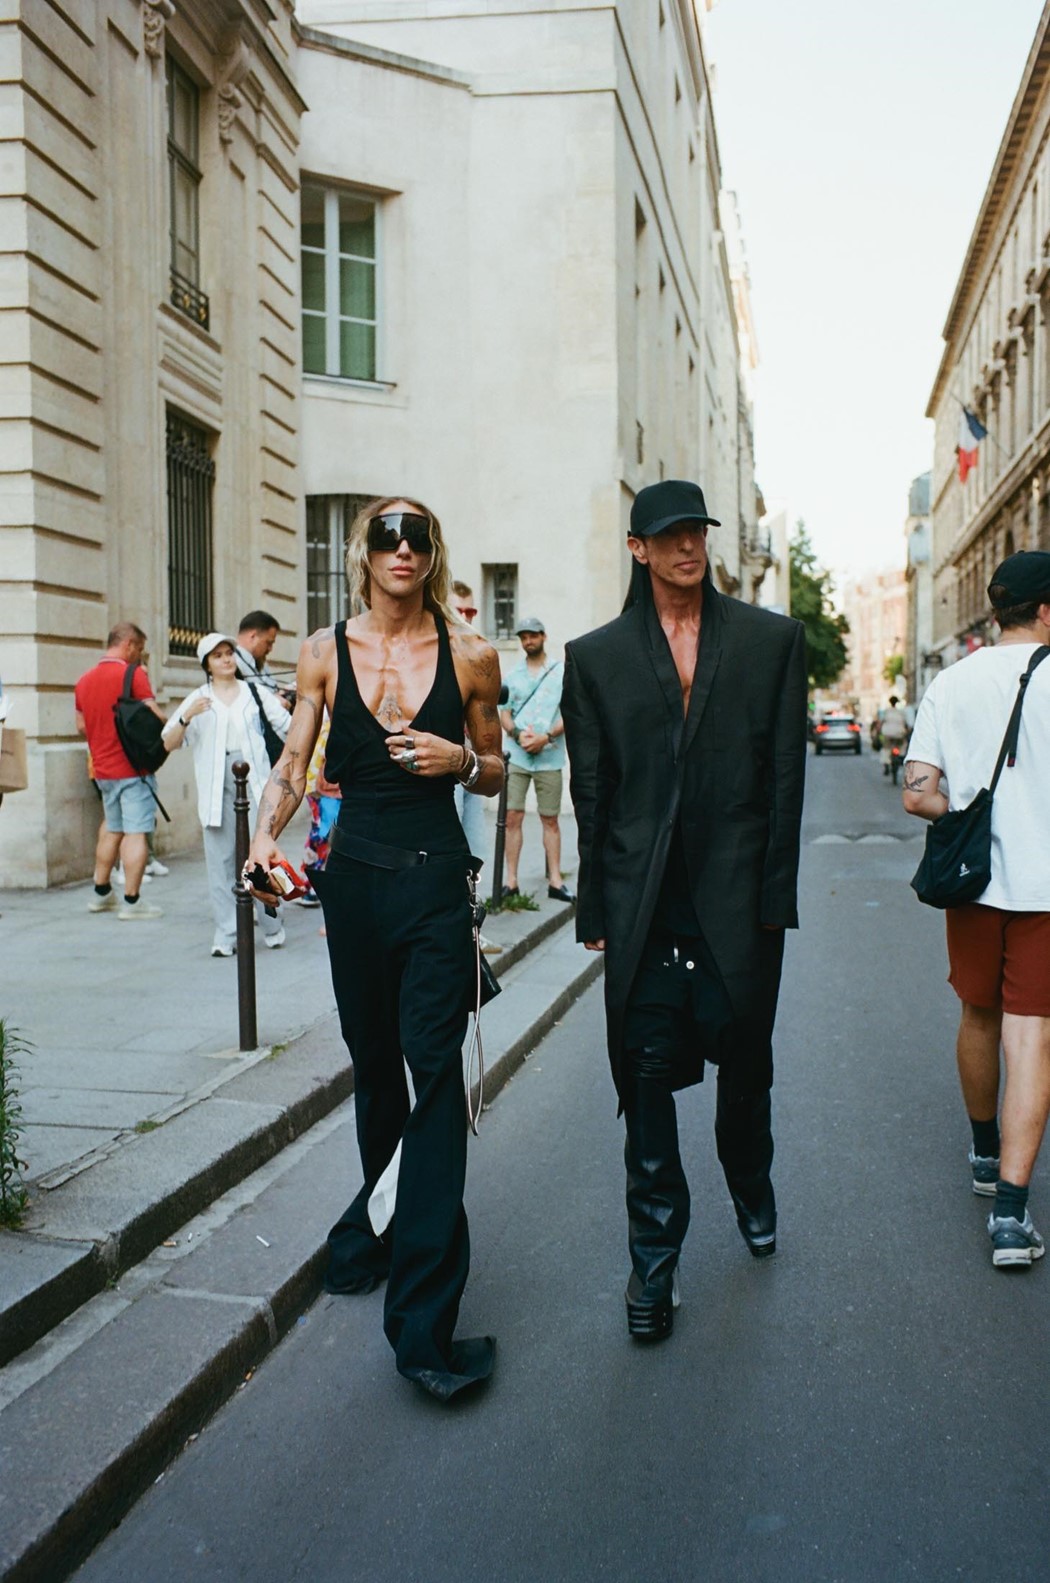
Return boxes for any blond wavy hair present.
[344,495,460,626]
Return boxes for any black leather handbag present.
[910,646,1049,909]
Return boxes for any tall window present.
[167,413,215,656]
[306,493,373,629]
[483,564,518,640]
[166,56,208,329]
[301,186,378,381]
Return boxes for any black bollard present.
[489,751,510,909]
[232,760,258,1051]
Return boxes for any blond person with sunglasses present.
[246,497,504,1400]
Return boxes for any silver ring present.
[402,751,418,772]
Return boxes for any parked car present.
[813,713,863,755]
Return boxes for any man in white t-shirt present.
[904,551,1050,1269]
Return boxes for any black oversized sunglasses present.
[367,512,433,555]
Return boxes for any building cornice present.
[928,6,1050,414]
[295,21,472,89]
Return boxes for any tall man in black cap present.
[562,480,807,1341]
[904,551,1050,1270]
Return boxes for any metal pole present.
[232,760,258,1051]
[489,751,510,909]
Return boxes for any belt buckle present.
[417,850,429,865]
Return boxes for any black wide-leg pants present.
[312,852,474,1378]
[622,929,777,1287]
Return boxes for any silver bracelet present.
[459,749,482,790]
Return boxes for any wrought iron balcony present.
[170,269,210,331]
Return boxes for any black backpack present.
[111,664,171,822]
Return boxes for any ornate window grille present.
[306,494,373,629]
[484,564,518,640]
[166,414,215,656]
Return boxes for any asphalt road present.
[74,747,1050,1583]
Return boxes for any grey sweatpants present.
[203,752,284,950]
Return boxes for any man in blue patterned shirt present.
[499,617,573,902]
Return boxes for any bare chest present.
[347,629,439,732]
[663,626,700,715]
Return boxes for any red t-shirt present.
[75,657,155,779]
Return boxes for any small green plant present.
[133,1118,160,1134]
[491,890,540,914]
[0,1019,31,1228]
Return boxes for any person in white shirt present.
[904,551,1050,1269]
[163,632,290,956]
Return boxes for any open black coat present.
[562,581,807,1105]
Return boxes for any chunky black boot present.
[716,1078,777,1258]
[623,1064,690,1341]
[625,1267,681,1341]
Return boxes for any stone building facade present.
[296,0,761,641]
[838,569,909,726]
[1,0,764,886]
[903,471,934,706]
[927,6,1050,661]
[0,0,305,885]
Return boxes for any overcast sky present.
[704,0,1045,582]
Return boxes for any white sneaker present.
[263,926,286,949]
[479,934,503,955]
[113,865,151,886]
[145,858,169,877]
[117,901,163,920]
[211,942,235,957]
[88,890,118,913]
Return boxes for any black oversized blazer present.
[562,581,807,1104]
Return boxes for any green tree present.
[883,652,904,686]
[788,522,849,690]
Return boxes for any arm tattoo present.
[310,627,334,660]
[903,772,929,791]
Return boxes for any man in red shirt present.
[75,623,166,919]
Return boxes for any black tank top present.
[326,614,469,854]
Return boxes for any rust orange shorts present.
[945,904,1050,1017]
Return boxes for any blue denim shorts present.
[96,775,157,834]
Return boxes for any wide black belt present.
[330,825,477,873]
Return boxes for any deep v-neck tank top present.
[326,614,469,853]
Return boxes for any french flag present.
[957,407,988,483]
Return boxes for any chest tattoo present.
[376,688,404,730]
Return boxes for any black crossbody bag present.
[247,682,285,767]
[910,646,1049,909]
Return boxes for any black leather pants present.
[623,1056,691,1297]
[715,1080,776,1239]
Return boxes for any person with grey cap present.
[499,615,573,902]
[162,632,290,955]
[561,479,807,1343]
[904,550,1050,1269]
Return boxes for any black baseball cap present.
[629,479,720,538]
[988,550,1050,607]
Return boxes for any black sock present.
[124,893,139,905]
[994,1178,1028,1222]
[94,882,111,897]
[970,1117,1000,1159]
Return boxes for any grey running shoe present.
[988,1210,1046,1268]
[969,1149,999,1197]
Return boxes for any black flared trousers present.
[311,851,473,1377]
